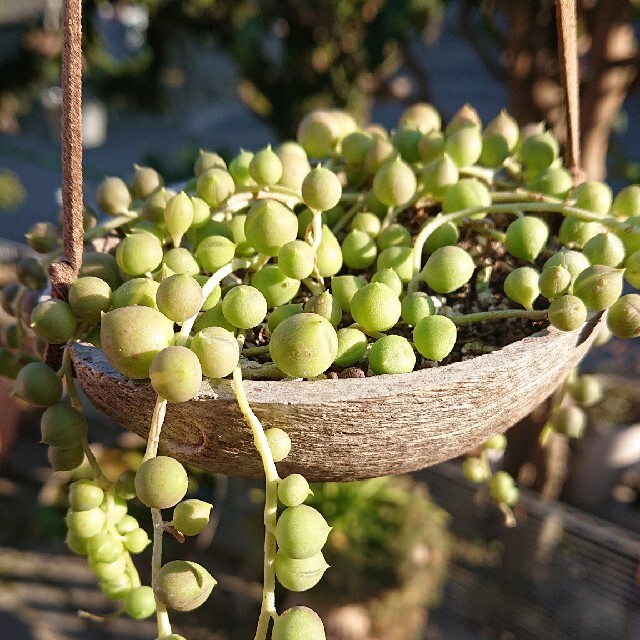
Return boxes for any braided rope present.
[46,0,84,368]
[556,0,585,185]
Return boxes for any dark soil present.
[243,210,552,378]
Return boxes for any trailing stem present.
[331,194,367,234]
[144,395,172,638]
[450,309,548,325]
[84,212,137,240]
[176,258,252,345]
[231,367,279,640]
[151,507,172,638]
[143,396,168,463]
[233,184,302,201]
[310,210,323,251]
[380,189,426,231]
[411,200,640,275]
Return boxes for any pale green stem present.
[234,184,302,200]
[151,508,172,637]
[125,555,142,589]
[499,502,517,528]
[310,210,323,251]
[381,206,395,230]
[142,395,173,637]
[231,368,279,640]
[305,212,326,292]
[143,395,167,463]
[339,192,366,203]
[539,422,554,448]
[242,345,271,357]
[103,491,119,532]
[78,608,125,622]
[84,212,138,240]
[331,194,368,234]
[450,309,548,326]
[251,254,271,272]
[380,189,426,232]
[469,221,506,243]
[488,190,563,204]
[176,259,252,345]
[406,274,422,295]
[81,441,108,489]
[213,199,251,216]
[411,201,640,275]
[302,277,323,295]
[459,165,496,183]
[212,187,301,217]
[231,366,279,484]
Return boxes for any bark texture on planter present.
[72,315,603,482]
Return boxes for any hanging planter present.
[72,317,602,482]
[61,0,622,481]
[4,1,640,639]
[65,0,620,483]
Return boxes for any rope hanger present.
[54,0,84,299]
[45,0,82,368]
[555,0,585,186]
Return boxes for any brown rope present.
[46,0,84,368]
[555,0,586,185]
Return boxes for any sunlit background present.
[1,1,640,639]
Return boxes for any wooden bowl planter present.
[72,314,603,482]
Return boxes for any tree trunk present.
[498,0,557,127]
[491,0,639,181]
[579,0,637,180]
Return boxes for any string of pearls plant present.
[3,101,640,639]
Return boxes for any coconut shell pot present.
[72,313,603,482]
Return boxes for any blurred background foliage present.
[2,0,640,180]
[1,4,640,638]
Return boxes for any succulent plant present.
[5,100,640,640]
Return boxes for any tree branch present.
[459,0,506,83]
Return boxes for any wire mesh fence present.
[422,462,640,640]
